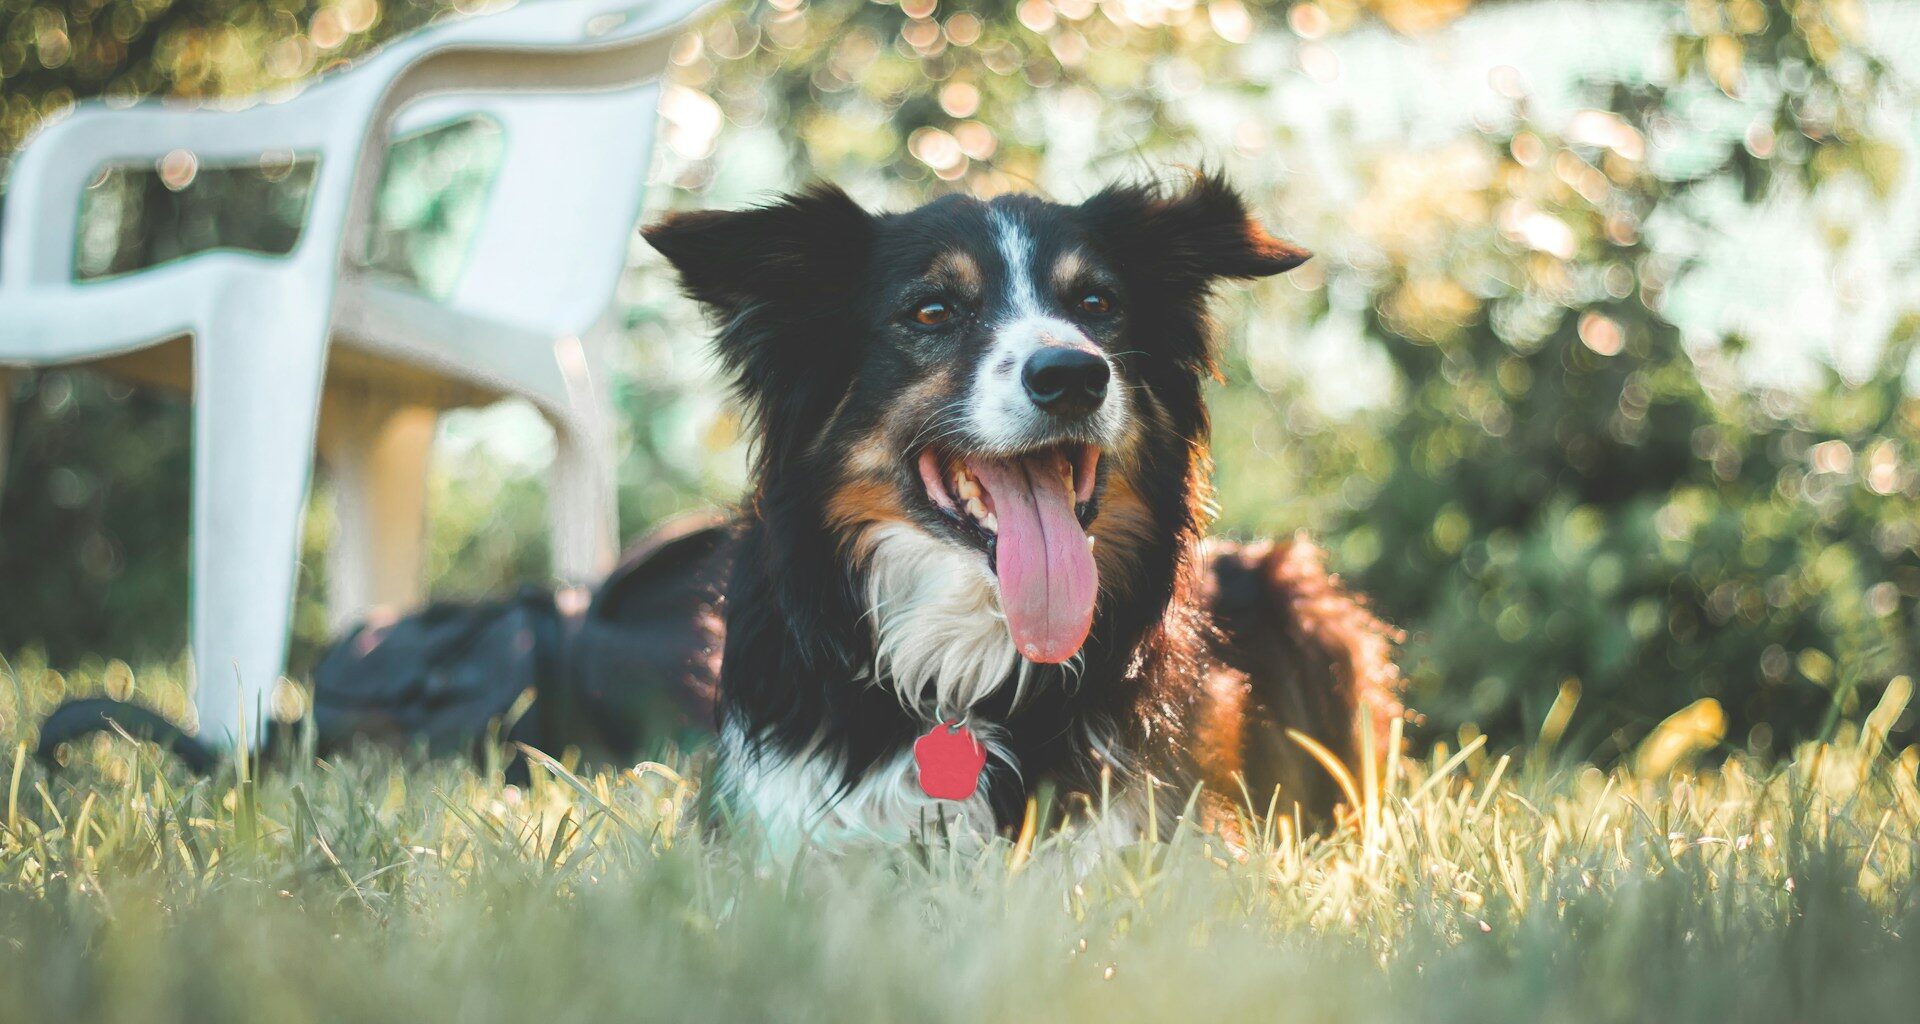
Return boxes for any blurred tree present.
[668,0,1918,755]
[1341,112,1918,756]
[0,371,191,662]
[3,0,1915,757]
[1316,4,1914,756]
[1,0,440,663]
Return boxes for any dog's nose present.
[1021,346,1110,418]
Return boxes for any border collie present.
[643,174,1402,854]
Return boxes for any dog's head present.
[645,175,1306,668]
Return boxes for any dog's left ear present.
[1080,172,1309,288]
[642,185,876,417]
[641,184,875,316]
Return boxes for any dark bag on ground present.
[35,516,732,772]
[307,585,559,757]
[538,514,727,761]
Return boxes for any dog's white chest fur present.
[863,523,1035,717]
[718,524,1024,856]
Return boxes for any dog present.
[642,173,1402,854]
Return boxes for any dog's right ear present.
[642,184,875,316]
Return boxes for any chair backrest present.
[0,0,701,310]
[329,0,700,330]
[367,83,664,340]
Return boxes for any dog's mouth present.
[917,443,1102,664]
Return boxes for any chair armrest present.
[326,0,708,264]
[1,0,709,290]
[1,84,380,288]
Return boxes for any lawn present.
[4,653,1919,1023]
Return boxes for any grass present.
[4,652,1920,1023]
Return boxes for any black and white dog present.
[643,174,1401,854]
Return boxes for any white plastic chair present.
[0,0,711,748]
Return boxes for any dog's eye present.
[913,300,953,326]
[1079,292,1114,315]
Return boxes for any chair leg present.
[319,399,435,634]
[548,414,617,587]
[189,296,329,750]
[0,368,13,507]
[547,332,618,586]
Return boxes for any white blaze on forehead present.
[990,206,1043,320]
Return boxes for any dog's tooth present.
[965,497,987,520]
[983,512,997,533]
[1086,535,1096,549]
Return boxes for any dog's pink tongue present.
[968,451,1097,664]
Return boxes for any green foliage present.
[0,0,442,152]
[1304,10,1913,753]
[4,0,1917,755]
[0,371,191,662]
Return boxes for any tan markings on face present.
[827,480,909,554]
[891,366,958,429]
[928,249,984,297]
[839,367,960,480]
[1050,249,1089,296]
[844,431,895,479]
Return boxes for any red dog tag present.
[914,721,987,801]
